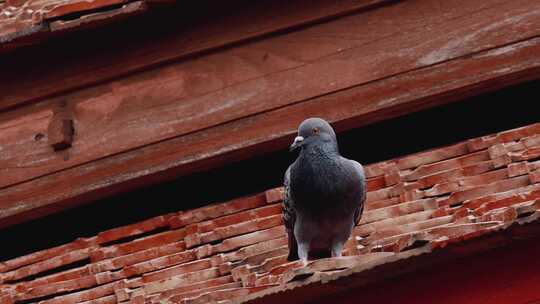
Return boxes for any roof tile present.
[395,142,469,171]
[91,229,185,261]
[466,135,497,152]
[0,248,92,283]
[2,122,540,303]
[0,237,97,274]
[97,215,171,245]
[497,122,540,142]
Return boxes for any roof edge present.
[240,217,540,303]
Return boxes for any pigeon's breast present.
[290,155,361,217]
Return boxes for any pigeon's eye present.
[312,127,320,135]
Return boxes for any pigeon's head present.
[290,118,338,152]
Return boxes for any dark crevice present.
[207,239,224,246]
[44,1,137,23]
[423,192,451,199]
[449,202,464,208]
[526,156,540,163]
[0,79,539,262]
[401,239,430,252]
[517,211,536,219]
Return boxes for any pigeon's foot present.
[331,242,344,258]
[297,242,309,263]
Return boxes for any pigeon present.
[283,117,366,263]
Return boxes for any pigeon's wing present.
[283,166,298,261]
[350,160,367,226]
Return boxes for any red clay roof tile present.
[1,121,540,303]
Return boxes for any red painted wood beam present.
[0,0,388,112]
[252,225,540,304]
[311,237,540,304]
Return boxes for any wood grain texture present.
[2,0,539,189]
[0,0,388,111]
[1,32,539,228]
[1,0,540,227]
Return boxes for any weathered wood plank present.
[1,29,539,228]
[1,0,539,191]
[2,0,518,114]
[0,0,388,111]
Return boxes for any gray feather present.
[283,167,298,261]
[283,118,366,261]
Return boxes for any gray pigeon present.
[283,118,366,263]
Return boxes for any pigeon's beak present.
[290,136,304,151]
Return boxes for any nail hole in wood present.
[34,133,45,141]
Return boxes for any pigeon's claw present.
[331,241,344,258]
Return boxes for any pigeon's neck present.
[299,142,340,160]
